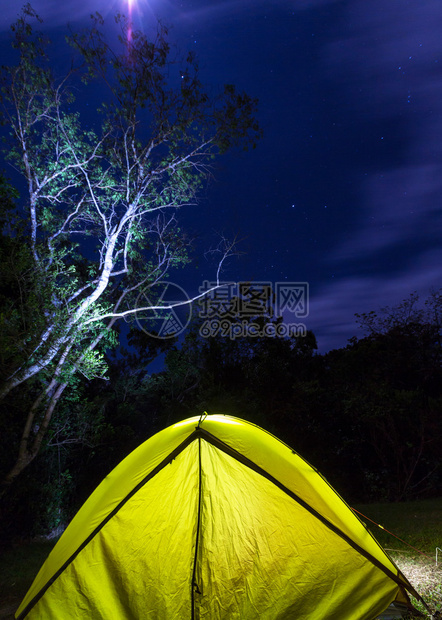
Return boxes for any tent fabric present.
[16,414,421,619]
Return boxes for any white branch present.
[82,283,226,325]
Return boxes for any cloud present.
[0,0,124,31]
[307,250,442,351]
[325,0,442,97]
[316,0,442,310]
[171,0,340,26]
[0,0,185,32]
[333,162,442,261]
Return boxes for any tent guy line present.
[351,507,433,562]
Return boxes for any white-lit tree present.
[0,5,260,489]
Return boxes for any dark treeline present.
[1,7,440,547]
[1,291,441,542]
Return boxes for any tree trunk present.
[0,381,68,497]
[0,451,36,498]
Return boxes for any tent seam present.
[194,428,425,607]
[16,431,200,620]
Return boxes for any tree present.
[148,311,318,433]
[0,5,260,491]
[330,291,442,500]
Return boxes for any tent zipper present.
[191,436,202,620]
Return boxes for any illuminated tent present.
[16,414,424,619]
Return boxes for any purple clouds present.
[306,0,442,349]
[1,0,441,352]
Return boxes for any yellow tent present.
[16,414,425,619]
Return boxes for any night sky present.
[1,0,441,351]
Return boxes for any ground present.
[1,498,441,619]
[392,553,442,618]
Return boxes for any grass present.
[0,540,55,619]
[0,498,441,619]
[355,498,442,618]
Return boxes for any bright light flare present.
[126,0,135,42]
[123,0,161,42]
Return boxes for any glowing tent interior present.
[16,414,426,619]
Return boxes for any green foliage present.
[0,6,260,493]
[38,469,73,534]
